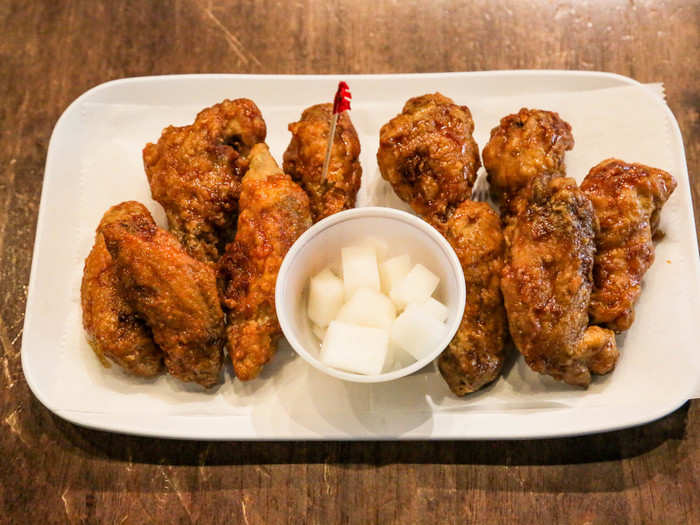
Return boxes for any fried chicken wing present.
[80,202,164,377]
[482,108,574,212]
[501,174,618,387]
[218,144,312,381]
[102,206,225,388]
[581,159,677,331]
[377,93,481,223]
[437,201,508,395]
[143,98,267,263]
[283,103,362,222]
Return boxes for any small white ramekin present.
[275,206,466,383]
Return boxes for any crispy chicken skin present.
[143,98,267,263]
[482,108,574,212]
[377,93,481,223]
[437,201,508,395]
[283,103,362,222]
[80,202,164,377]
[581,159,677,331]
[218,144,312,381]
[102,207,225,388]
[501,174,618,387]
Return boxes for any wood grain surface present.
[1,1,698,523]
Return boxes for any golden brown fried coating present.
[283,103,362,222]
[143,98,267,263]
[81,202,164,377]
[483,108,574,212]
[377,93,481,223]
[501,174,618,387]
[218,144,312,381]
[102,207,225,388]
[436,201,508,396]
[581,159,677,331]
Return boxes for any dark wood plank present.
[1,0,697,523]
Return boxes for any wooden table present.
[1,1,697,523]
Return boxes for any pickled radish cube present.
[311,322,327,342]
[390,264,440,310]
[321,321,389,375]
[342,245,380,299]
[380,254,411,294]
[390,307,447,360]
[385,344,416,371]
[337,287,396,330]
[409,297,449,323]
[307,268,344,327]
[360,236,389,261]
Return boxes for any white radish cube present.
[311,322,327,342]
[390,263,440,310]
[380,254,412,294]
[336,288,396,330]
[390,307,447,360]
[321,321,389,375]
[360,236,389,261]
[409,297,449,323]
[307,268,344,327]
[341,245,380,299]
[384,344,416,372]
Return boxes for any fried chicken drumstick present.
[81,202,164,377]
[219,144,312,381]
[143,98,267,263]
[501,174,618,387]
[283,103,362,222]
[102,205,225,388]
[581,159,677,331]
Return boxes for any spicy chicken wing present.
[101,206,225,388]
[581,159,677,331]
[81,202,164,377]
[218,144,312,381]
[482,108,574,212]
[377,93,481,223]
[501,174,618,387]
[283,103,362,222]
[143,98,267,263]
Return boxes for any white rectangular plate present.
[22,71,700,440]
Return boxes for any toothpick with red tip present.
[321,81,352,180]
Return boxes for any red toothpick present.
[321,81,352,180]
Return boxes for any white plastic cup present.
[275,207,466,383]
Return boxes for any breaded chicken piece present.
[482,108,574,212]
[218,144,312,381]
[80,202,164,377]
[143,98,267,263]
[377,93,481,223]
[581,159,677,331]
[501,174,618,387]
[436,201,508,395]
[102,207,225,388]
[283,103,362,222]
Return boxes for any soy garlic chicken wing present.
[377,93,481,223]
[283,103,362,222]
[501,174,618,387]
[143,98,267,263]
[483,108,574,212]
[80,202,164,377]
[581,159,677,331]
[437,201,508,395]
[218,144,312,381]
[102,209,225,388]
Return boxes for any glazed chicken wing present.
[581,159,677,331]
[283,103,362,222]
[482,108,574,212]
[437,201,508,395]
[143,98,267,263]
[501,174,618,387]
[377,93,481,223]
[218,144,312,381]
[81,202,164,377]
[101,206,225,388]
